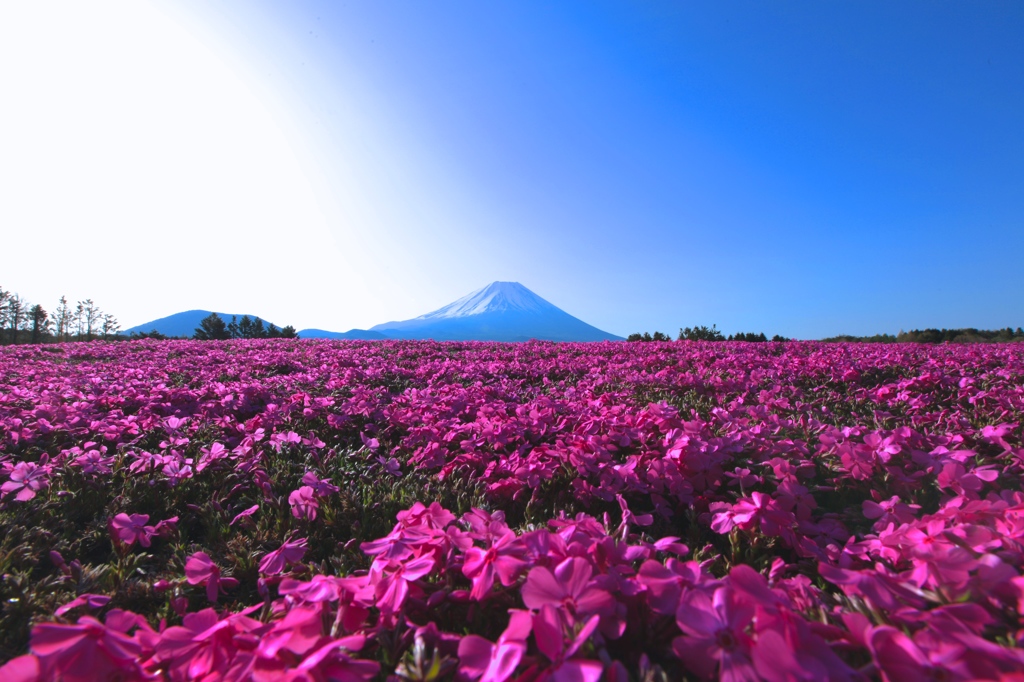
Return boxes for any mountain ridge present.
[124,310,281,338]
[126,283,622,342]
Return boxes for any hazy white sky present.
[0,0,501,332]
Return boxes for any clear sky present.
[2,1,1022,339]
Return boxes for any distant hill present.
[298,328,388,340]
[123,310,279,338]
[369,281,621,342]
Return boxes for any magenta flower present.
[184,551,238,602]
[462,529,529,600]
[230,504,259,526]
[54,593,111,617]
[71,449,114,476]
[936,460,998,498]
[372,554,436,615]
[256,603,328,660]
[672,587,757,681]
[154,607,264,681]
[196,441,228,472]
[301,471,339,496]
[521,557,615,625]
[289,486,319,521]
[1,461,49,501]
[30,613,145,682]
[259,536,308,575]
[109,512,177,548]
[280,575,373,634]
[710,492,795,540]
[868,626,972,682]
[458,610,532,682]
[531,605,604,682]
[109,513,154,548]
[0,654,38,680]
[270,430,302,451]
[287,636,380,681]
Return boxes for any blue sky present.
[3,1,1022,338]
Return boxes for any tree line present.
[821,327,1024,344]
[0,285,120,345]
[627,325,790,342]
[193,313,297,341]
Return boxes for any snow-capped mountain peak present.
[365,281,622,341]
[416,282,557,319]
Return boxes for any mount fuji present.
[302,282,622,342]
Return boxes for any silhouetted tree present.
[30,305,49,343]
[101,313,120,340]
[5,293,25,344]
[81,299,101,340]
[54,296,72,342]
[237,315,254,339]
[280,325,298,339]
[129,330,169,340]
[194,313,231,340]
[679,325,724,341]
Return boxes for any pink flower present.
[301,471,339,496]
[30,612,146,682]
[862,496,921,531]
[284,636,380,681]
[270,430,302,451]
[462,529,528,601]
[521,557,615,625]
[458,610,532,682]
[289,486,319,521]
[711,492,796,540]
[196,442,228,472]
[109,513,154,548]
[1,461,49,502]
[868,626,972,682]
[256,603,328,661]
[109,513,177,548]
[154,607,264,681]
[936,461,998,498]
[259,537,308,575]
[230,504,259,526]
[371,554,436,615]
[672,587,757,680]
[531,605,604,682]
[184,551,238,602]
[54,593,110,617]
[979,423,1015,452]
[279,575,373,634]
[0,654,39,681]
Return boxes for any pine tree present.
[194,313,230,341]
[30,305,49,343]
[238,315,254,339]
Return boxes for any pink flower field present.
[1,339,1023,681]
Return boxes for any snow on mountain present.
[415,281,559,319]
[369,282,621,342]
